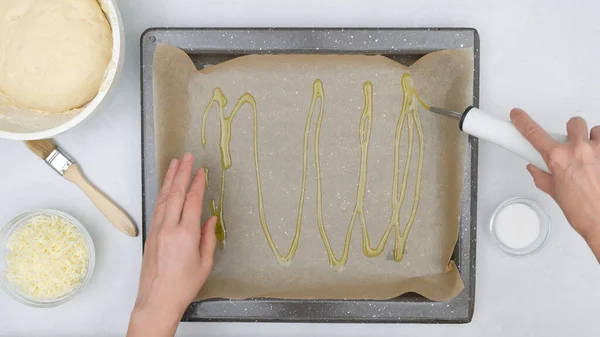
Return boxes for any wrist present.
[133,278,189,324]
[576,215,600,261]
[578,214,600,244]
[128,281,186,337]
[128,304,182,337]
[585,234,600,263]
[583,225,600,246]
[133,302,183,323]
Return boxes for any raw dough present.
[0,0,112,113]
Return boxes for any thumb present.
[527,164,553,195]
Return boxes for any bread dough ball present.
[0,0,112,113]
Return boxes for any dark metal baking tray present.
[140,28,479,323]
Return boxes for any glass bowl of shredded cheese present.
[0,210,95,307]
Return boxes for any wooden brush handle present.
[64,163,138,237]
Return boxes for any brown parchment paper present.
[153,45,473,301]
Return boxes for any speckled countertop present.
[1,0,599,336]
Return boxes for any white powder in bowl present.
[494,203,541,249]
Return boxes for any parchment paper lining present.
[152,45,473,301]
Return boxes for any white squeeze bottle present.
[428,106,567,173]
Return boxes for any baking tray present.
[140,28,479,323]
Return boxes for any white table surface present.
[1,0,600,336]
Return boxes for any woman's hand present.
[511,108,600,259]
[128,153,217,337]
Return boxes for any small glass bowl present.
[489,197,551,257]
[0,210,95,307]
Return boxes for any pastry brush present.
[25,139,138,237]
[428,106,567,173]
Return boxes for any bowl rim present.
[0,209,96,307]
[488,196,552,257]
[0,0,124,141]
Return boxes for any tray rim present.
[140,27,479,324]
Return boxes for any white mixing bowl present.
[0,0,125,141]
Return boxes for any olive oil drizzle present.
[201,74,427,268]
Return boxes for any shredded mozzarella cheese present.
[5,214,88,300]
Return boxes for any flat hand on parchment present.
[511,108,600,261]
[127,153,217,337]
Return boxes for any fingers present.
[163,153,195,226]
[590,126,600,143]
[510,108,558,157]
[526,164,553,195]
[180,168,207,230]
[566,117,589,142]
[199,216,218,269]
[151,159,181,231]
